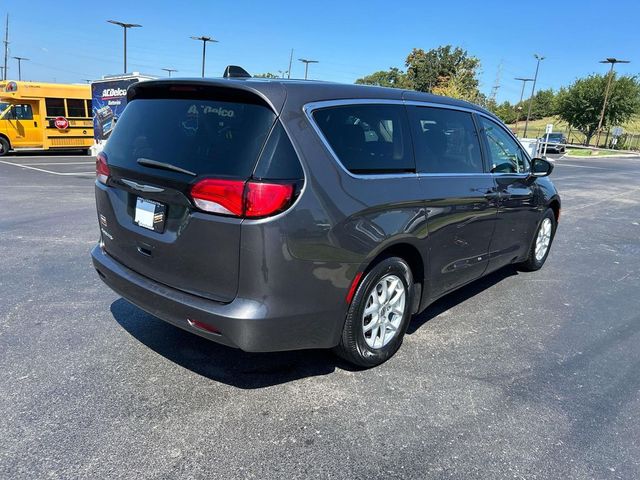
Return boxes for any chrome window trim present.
[303,98,531,180]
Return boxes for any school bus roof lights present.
[5,81,17,92]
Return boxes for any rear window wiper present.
[137,157,197,176]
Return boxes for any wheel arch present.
[548,197,561,222]
[360,241,426,315]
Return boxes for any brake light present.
[96,152,110,184]
[190,179,295,218]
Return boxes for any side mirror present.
[530,157,554,177]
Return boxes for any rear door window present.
[408,106,484,174]
[104,98,276,178]
[312,103,414,174]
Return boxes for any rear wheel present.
[0,137,10,156]
[334,257,414,368]
[517,208,556,271]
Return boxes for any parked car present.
[539,132,567,153]
[91,75,560,367]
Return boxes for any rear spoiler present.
[126,77,286,114]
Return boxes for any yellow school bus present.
[0,81,93,155]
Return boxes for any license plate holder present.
[134,197,166,232]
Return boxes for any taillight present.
[190,179,245,216]
[190,179,295,218]
[96,152,110,184]
[245,182,294,218]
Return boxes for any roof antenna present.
[223,65,251,78]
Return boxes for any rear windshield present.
[546,133,563,140]
[104,99,276,178]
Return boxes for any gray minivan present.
[92,76,560,367]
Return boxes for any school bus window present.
[85,99,92,117]
[45,98,65,117]
[67,98,86,117]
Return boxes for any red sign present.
[54,116,69,130]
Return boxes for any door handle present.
[34,121,38,127]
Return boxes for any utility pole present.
[523,54,545,138]
[191,36,218,78]
[162,68,177,77]
[3,14,8,81]
[298,58,318,80]
[12,56,28,81]
[287,49,293,79]
[490,61,503,103]
[107,20,142,73]
[514,77,534,136]
[595,57,630,147]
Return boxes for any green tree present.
[254,72,279,79]
[529,88,556,119]
[556,74,640,145]
[355,67,409,88]
[493,101,518,124]
[405,45,481,97]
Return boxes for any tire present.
[517,208,556,272]
[334,257,414,368]
[0,137,10,156]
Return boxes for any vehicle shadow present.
[110,298,347,389]
[110,266,518,388]
[407,265,519,334]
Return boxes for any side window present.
[66,99,86,117]
[45,98,66,117]
[312,104,414,174]
[253,122,303,180]
[14,104,33,120]
[408,106,484,174]
[5,104,33,120]
[85,99,93,117]
[479,117,529,174]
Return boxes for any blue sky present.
[8,0,640,103]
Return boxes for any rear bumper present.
[91,245,344,352]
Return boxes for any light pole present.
[523,54,545,138]
[162,68,177,77]
[107,20,141,73]
[514,77,534,136]
[12,56,28,80]
[595,57,630,147]
[298,58,318,80]
[191,36,218,78]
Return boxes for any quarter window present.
[408,106,484,174]
[312,104,414,174]
[66,99,86,117]
[479,117,529,174]
[45,98,66,117]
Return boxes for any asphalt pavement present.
[1,152,639,479]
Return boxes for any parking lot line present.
[25,161,95,166]
[554,163,609,170]
[0,160,94,176]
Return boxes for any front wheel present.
[517,208,556,271]
[334,257,414,368]
[0,137,10,156]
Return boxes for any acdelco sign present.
[101,88,128,99]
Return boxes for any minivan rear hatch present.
[96,82,282,302]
